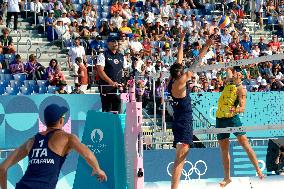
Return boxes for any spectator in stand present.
[189,0,205,9]
[161,46,176,66]
[234,16,244,32]
[68,37,86,83]
[30,0,44,24]
[45,59,58,80]
[99,18,112,37]
[119,19,132,35]
[79,20,91,40]
[71,83,84,94]
[4,0,20,31]
[258,79,269,92]
[268,35,281,54]
[53,18,71,45]
[49,65,66,86]
[0,28,16,54]
[9,54,25,74]
[46,10,57,41]
[209,18,218,34]
[121,2,132,19]
[54,80,68,94]
[130,34,143,54]
[258,36,267,52]
[110,0,123,16]
[240,34,252,52]
[78,10,92,27]
[25,54,45,80]
[47,0,64,18]
[129,12,143,27]
[266,0,277,17]
[221,28,232,46]
[75,57,88,93]
[82,0,93,13]
[62,0,77,19]
[110,12,123,32]
[61,10,71,26]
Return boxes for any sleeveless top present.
[216,83,239,118]
[168,79,193,121]
[17,129,67,189]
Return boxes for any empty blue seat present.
[5,86,19,95]
[13,73,27,83]
[47,86,59,94]
[3,74,13,81]
[19,86,32,95]
[0,80,9,88]
[10,80,22,88]
[0,86,5,95]
[37,80,48,87]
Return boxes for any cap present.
[134,12,139,16]
[73,19,78,23]
[123,2,128,4]
[101,18,108,22]
[124,49,130,54]
[44,104,68,125]
[156,18,162,23]
[57,18,63,22]
[176,13,181,17]
[133,33,140,37]
[49,10,54,14]
[62,9,67,14]
[242,27,248,31]
[107,35,119,42]
[146,19,152,23]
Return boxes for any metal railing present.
[26,39,32,61]
[35,48,41,59]
[16,30,22,54]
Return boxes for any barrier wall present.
[0,92,283,188]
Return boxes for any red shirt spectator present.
[268,36,281,53]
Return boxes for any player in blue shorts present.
[168,30,214,189]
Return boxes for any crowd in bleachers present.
[0,0,283,97]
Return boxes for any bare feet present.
[257,169,265,180]
[219,178,232,188]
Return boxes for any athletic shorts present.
[172,118,193,148]
[216,115,246,140]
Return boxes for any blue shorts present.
[172,118,193,148]
[216,115,246,140]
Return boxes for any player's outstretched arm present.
[0,138,34,189]
[68,134,107,182]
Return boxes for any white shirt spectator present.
[160,5,172,17]
[226,0,235,4]
[54,25,70,40]
[110,16,123,29]
[5,0,20,12]
[130,41,143,53]
[78,16,92,27]
[221,34,232,46]
[30,1,44,13]
[68,46,86,65]
[62,17,71,26]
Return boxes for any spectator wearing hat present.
[129,12,143,27]
[46,10,57,41]
[54,80,68,94]
[110,0,123,16]
[97,35,127,112]
[71,83,85,94]
[53,18,71,45]
[151,18,164,40]
[118,33,129,54]
[119,19,132,35]
[99,18,112,37]
[161,47,176,66]
[75,57,88,93]
[0,28,16,54]
[4,0,20,31]
[61,10,71,26]
[110,12,123,32]
[122,2,132,19]
[258,79,269,92]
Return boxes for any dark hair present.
[15,54,21,60]
[75,37,81,41]
[29,54,36,62]
[170,63,183,79]
[75,57,82,63]
[49,59,58,67]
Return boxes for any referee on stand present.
[97,35,127,112]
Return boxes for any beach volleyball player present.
[216,67,264,187]
[0,104,107,189]
[168,30,214,189]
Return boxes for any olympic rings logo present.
[167,160,207,180]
